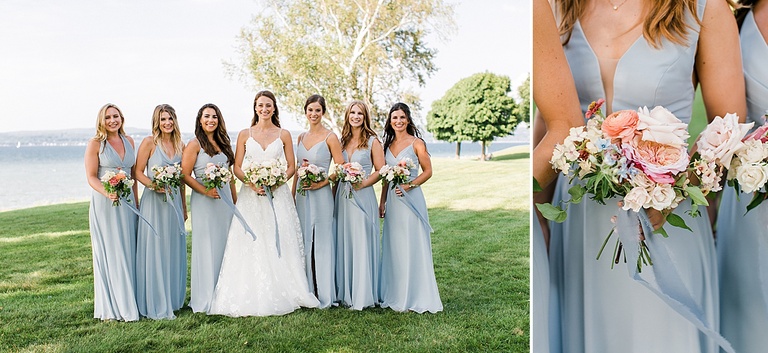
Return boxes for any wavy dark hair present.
[735,0,759,29]
[251,90,281,127]
[382,102,422,153]
[194,103,235,166]
[304,94,327,114]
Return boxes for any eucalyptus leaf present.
[535,203,567,223]
[666,213,692,232]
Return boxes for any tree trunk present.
[455,142,461,159]
[481,141,487,161]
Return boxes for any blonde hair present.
[151,104,184,155]
[556,0,701,48]
[93,103,127,141]
[340,100,378,151]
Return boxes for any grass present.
[0,153,530,352]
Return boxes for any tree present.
[228,0,455,132]
[427,72,519,160]
[515,75,530,124]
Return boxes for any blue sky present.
[0,0,529,133]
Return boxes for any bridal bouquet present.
[101,168,135,206]
[296,158,327,196]
[242,157,288,196]
[151,163,184,201]
[202,163,233,190]
[332,162,366,198]
[379,158,415,189]
[537,99,711,270]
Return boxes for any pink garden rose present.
[744,124,768,143]
[631,139,689,184]
[601,109,639,142]
[636,106,689,147]
[696,113,753,167]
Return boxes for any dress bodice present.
[385,141,419,183]
[742,11,768,128]
[343,136,376,175]
[98,134,136,176]
[245,135,286,163]
[563,0,706,123]
[297,133,332,171]
[147,145,181,180]
[193,147,230,180]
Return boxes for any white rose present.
[736,163,768,193]
[622,187,651,212]
[630,172,655,191]
[647,184,676,210]
[636,106,690,147]
[696,113,753,167]
[738,139,768,164]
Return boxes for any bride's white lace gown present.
[208,135,320,317]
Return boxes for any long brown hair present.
[251,90,281,127]
[382,102,423,153]
[151,104,183,156]
[194,103,235,166]
[340,100,378,151]
[556,0,701,48]
[93,103,127,142]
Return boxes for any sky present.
[0,0,530,134]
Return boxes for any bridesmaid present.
[84,103,139,321]
[293,94,344,308]
[546,0,745,351]
[531,0,585,349]
[378,102,442,313]
[181,103,237,313]
[334,100,385,310]
[717,1,768,351]
[135,104,187,319]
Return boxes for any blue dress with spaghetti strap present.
[136,144,186,319]
[379,140,442,313]
[717,10,768,353]
[88,134,139,321]
[296,132,337,308]
[335,136,380,310]
[548,0,719,351]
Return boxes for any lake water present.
[0,141,525,211]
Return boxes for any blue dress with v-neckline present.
[88,134,139,321]
[547,1,719,351]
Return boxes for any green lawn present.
[0,152,530,352]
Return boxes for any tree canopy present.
[426,72,521,158]
[229,0,455,131]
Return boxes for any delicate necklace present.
[607,0,629,11]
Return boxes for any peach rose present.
[601,109,639,142]
[632,139,689,184]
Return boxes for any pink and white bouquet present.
[242,157,288,196]
[151,163,184,201]
[537,99,711,269]
[202,163,233,191]
[332,162,366,198]
[296,158,327,196]
[101,168,135,206]
[379,158,416,189]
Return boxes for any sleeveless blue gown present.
[296,133,337,308]
[88,135,139,321]
[380,141,442,313]
[136,145,186,319]
[548,1,719,351]
[189,147,234,313]
[717,10,768,352]
[532,215,552,352]
[335,136,380,310]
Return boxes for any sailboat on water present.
[16,141,21,148]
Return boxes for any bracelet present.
[409,183,419,188]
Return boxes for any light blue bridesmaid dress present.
[88,135,139,321]
[531,216,552,352]
[188,147,234,313]
[335,136,380,310]
[379,140,442,313]
[136,145,186,319]
[548,0,719,351]
[296,133,337,308]
[717,10,768,353]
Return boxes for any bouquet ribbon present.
[615,208,734,353]
[164,187,187,237]
[344,183,378,239]
[395,184,433,233]
[216,185,258,242]
[264,186,282,257]
[120,196,158,237]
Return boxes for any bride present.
[208,90,319,316]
